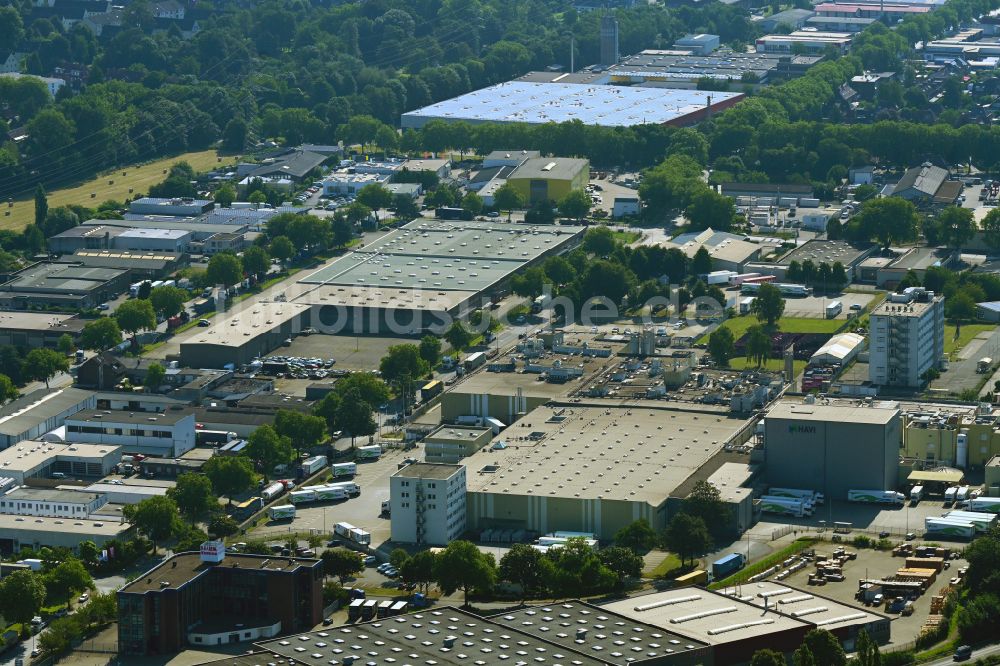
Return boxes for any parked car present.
[954,645,973,661]
[78,593,89,603]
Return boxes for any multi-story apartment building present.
[390,463,466,546]
[868,289,944,388]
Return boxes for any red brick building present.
[117,549,323,656]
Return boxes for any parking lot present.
[249,445,419,548]
[744,290,875,320]
[780,543,967,648]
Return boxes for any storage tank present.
[957,430,968,468]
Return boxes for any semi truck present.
[956,486,971,503]
[768,488,825,505]
[312,485,348,502]
[268,504,296,521]
[848,490,905,505]
[464,351,487,370]
[825,301,843,319]
[924,517,975,539]
[328,481,360,497]
[910,485,925,505]
[332,462,357,478]
[704,270,738,285]
[712,553,745,580]
[261,482,285,502]
[532,294,551,313]
[334,522,357,538]
[944,487,958,506]
[301,455,328,476]
[760,496,813,517]
[741,282,810,297]
[969,497,1000,514]
[357,445,382,460]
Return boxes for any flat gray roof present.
[776,240,872,267]
[490,601,708,662]
[257,607,607,666]
[0,388,95,438]
[466,404,747,504]
[510,158,589,182]
[0,311,86,332]
[393,462,463,480]
[2,262,125,293]
[183,302,309,348]
[0,440,118,471]
[720,581,887,632]
[67,408,191,426]
[402,81,744,128]
[0,513,128,536]
[5,487,102,503]
[291,220,584,312]
[766,400,899,425]
[602,589,809,645]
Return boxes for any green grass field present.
[710,314,844,341]
[726,357,807,375]
[645,552,683,578]
[1,149,237,232]
[612,230,641,245]
[945,323,997,356]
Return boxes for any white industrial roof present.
[402,81,743,128]
[810,332,865,363]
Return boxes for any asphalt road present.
[924,641,1000,666]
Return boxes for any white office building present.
[0,487,107,518]
[390,463,466,546]
[64,409,196,457]
[869,289,944,388]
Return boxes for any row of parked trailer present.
[334,521,372,545]
[759,488,825,518]
[289,482,360,504]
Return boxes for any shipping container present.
[712,553,745,579]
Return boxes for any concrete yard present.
[755,498,961,537]
[248,445,420,548]
[741,290,875,319]
[778,544,966,649]
[267,332,411,372]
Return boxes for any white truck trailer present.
[768,488,825,505]
[301,455,328,476]
[289,489,317,504]
[332,462,357,478]
[910,485,925,504]
[848,490,905,505]
[759,496,812,517]
[969,497,1000,514]
[944,487,958,506]
[924,517,975,539]
[328,481,360,497]
[356,445,381,460]
[268,504,296,520]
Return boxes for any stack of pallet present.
[930,593,947,614]
[921,614,945,636]
[905,556,944,572]
[895,567,937,590]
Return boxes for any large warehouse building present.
[180,302,311,368]
[288,220,584,334]
[465,403,749,539]
[763,400,901,500]
[401,81,744,128]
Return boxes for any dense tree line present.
[0,0,758,199]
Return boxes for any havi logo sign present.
[788,425,817,434]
